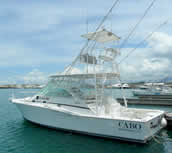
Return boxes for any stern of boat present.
[143,112,167,141]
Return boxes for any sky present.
[0,0,172,84]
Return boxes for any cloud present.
[22,69,48,84]
[16,69,48,84]
[0,0,172,84]
[148,32,172,57]
[142,58,169,72]
[0,43,74,67]
[119,31,172,81]
[0,69,49,84]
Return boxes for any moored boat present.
[132,86,172,97]
[11,2,167,143]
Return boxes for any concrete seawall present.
[0,84,42,89]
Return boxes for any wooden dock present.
[138,95,172,99]
[117,98,172,106]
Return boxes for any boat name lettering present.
[118,121,142,130]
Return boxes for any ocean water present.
[1,89,172,153]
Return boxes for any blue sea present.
[1,89,172,153]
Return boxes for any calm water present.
[1,89,172,153]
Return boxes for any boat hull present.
[13,101,164,143]
[25,117,149,143]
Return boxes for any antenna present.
[119,17,171,64]
[119,0,158,51]
[86,10,88,34]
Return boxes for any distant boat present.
[138,85,149,89]
[132,85,172,97]
[122,83,130,89]
[111,83,122,88]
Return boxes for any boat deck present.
[12,97,164,122]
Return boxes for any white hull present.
[12,99,165,143]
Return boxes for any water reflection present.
[1,89,172,153]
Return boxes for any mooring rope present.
[155,135,172,143]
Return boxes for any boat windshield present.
[37,78,97,101]
[37,80,72,98]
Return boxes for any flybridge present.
[81,28,120,43]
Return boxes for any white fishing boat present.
[11,3,167,143]
[132,85,172,97]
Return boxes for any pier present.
[0,84,42,89]
[117,98,172,106]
